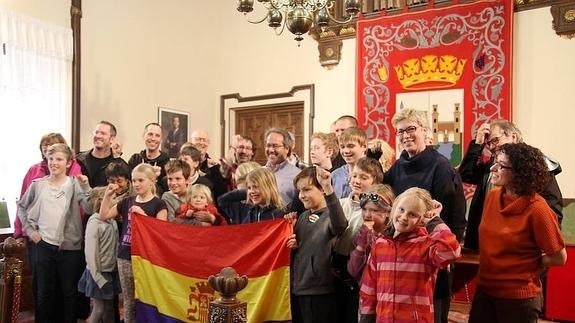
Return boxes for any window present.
[0,9,73,228]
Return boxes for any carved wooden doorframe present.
[220,85,315,161]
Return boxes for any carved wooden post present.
[0,237,24,323]
[207,267,248,323]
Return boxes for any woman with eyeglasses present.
[468,143,566,323]
[384,108,467,323]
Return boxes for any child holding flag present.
[286,166,348,323]
[99,163,167,323]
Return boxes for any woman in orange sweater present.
[469,143,567,323]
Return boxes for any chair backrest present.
[0,237,24,323]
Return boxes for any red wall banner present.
[356,0,513,166]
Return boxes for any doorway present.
[234,103,304,165]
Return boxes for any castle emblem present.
[187,281,215,322]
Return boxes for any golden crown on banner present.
[383,54,467,90]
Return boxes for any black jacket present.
[458,140,563,250]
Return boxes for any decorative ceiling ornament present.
[236,0,361,45]
[551,2,575,39]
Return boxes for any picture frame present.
[158,107,189,159]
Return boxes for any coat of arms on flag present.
[131,215,292,323]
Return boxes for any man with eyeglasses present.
[220,135,256,190]
[264,127,301,206]
[189,129,228,199]
[459,119,563,251]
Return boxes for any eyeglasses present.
[492,161,513,170]
[192,137,209,143]
[236,145,253,151]
[486,135,504,146]
[359,192,392,210]
[395,126,419,137]
[266,143,285,150]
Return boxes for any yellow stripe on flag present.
[133,256,291,323]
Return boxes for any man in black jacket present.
[459,119,563,251]
[127,122,170,195]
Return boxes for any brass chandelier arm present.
[273,18,288,35]
[325,5,356,24]
[245,11,271,24]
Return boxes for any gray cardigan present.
[17,176,91,250]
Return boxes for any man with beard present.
[264,127,301,206]
[77,121,126,188]
[127,123,170,195]
[220,135,256,190]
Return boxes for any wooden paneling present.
[235,103,304,165]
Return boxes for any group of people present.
[13,109,566,323]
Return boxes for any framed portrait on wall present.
[158,107,189,159]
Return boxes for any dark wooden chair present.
[0,237,25,323]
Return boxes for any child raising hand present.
[359,188,460,323]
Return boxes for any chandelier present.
[237,0,361,44]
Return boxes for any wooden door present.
[235,103,304,165]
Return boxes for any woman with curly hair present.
[469,142,566,323]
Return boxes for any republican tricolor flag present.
[131,214,292,323]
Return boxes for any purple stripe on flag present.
[135,301,183,323]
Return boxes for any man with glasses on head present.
[383,108,466,323]
[459,119,563,251]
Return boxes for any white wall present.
[0,0,69,27]
[513,7,575,198]
[80,0,222,157]
[2,1,574,197]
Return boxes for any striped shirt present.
[360,220,460,322]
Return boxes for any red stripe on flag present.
[131,214,292,279]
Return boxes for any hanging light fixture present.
[237,0,361,44]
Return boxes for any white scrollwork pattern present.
[359,4,508,139]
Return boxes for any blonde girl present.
[360,188,460,323]
[78,187,121,323]
[217,162,262,224]
[244,168,285,223]
[175,184,227,226]
[99,163,167,323]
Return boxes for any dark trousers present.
[469,288,542,323]
[332,252,359,323]
[34,240,85,323]
[291,293,337,323]
[433,268,452,323]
